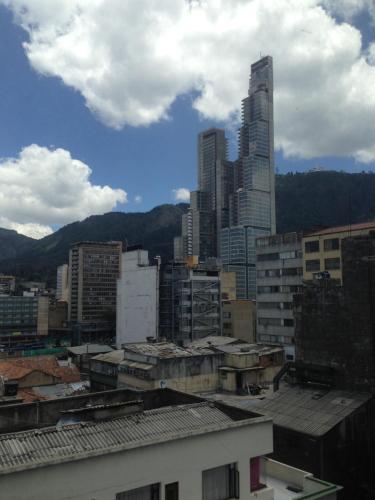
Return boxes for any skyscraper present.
[221,56,276,299]
[175,56,275,299]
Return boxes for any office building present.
[68,241,122,326]
[159,260,221,343]
[0,275,15,296]
[256,232,303,360]
[0,295,49,339]
[221,56,276,299]
[56,264,69,302]
[302,220,375,283]
[116,249,159,347]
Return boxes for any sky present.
[0,0,375,239]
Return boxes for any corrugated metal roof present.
[67,345,113,355]
[254,385,372,437]
[0,402,265,474]
[123,342,215,358]
[92,350,124,363]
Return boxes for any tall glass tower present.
[221,56,276,299]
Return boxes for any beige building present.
[222,300,256,343]
[220,271,237,300]
[302,221,375,283]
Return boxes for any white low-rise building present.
[116,249,159,347]
[0,389,341,500]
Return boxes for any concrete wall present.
[116,250,159,347]
[0,416,273,500]
[222,300,256,343]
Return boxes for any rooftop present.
[206,384,372,437]
[67,344,113,356]
[123,342,216,358]
[0,401,268,474]
[0,356,80,384]
[92,350,124,364]
[305,220,375,237]
[213,343,284,356]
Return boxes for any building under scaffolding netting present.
[159,260,221,344]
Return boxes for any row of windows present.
[259,333,294,345]
[115,460,266,499]
[305,257,340,272]
[258,317,294,327]
[257,250,301,262]
[257,285,302,294]
[305,237,340,253]
[257,267,302,278]
[257,302,293,310]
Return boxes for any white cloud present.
[0,144,127,239]
[3,0,375,163]
[134,195,143,204]
[320,0,375,21]
[172,188,190,202]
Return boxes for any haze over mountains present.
[1,171,375,284]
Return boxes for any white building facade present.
[116,249,159,347]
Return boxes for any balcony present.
[254,458,342,499]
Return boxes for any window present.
[202,463,239,500]
[324,238,339,251]
[325,257,340,270]
[116,483,160,500]
[305,259,320,272]
[283,318,294,327]
[305,240,320,253]
[165,482,178,500]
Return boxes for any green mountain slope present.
[1,171,375,284]
[0,228,35,261]
[0,204,188,283]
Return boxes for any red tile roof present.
[0,356,80,384]
[306,220,375,237]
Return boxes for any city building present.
[0,295,49,340]
[302,220,375,283]
[222,300,257,344]
[67,344,113,372]
[116,249,159,348]
[56,264,69,302]
[90,349,124,391]
[256,232,303,360]
[68,241,122,341]
[295,231,375,392]
[0,355,80,402]
[159,260,221,343]
[0,386,341,500]
[0,275,15,296]
[221,57,276,299]
[92,337,284,395]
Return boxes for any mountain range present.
[1,170,375,285]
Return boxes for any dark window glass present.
[324,238,340,251]
[165,482,178,500]
[325,257,340,270]
[305,259,320,272]
[305,240,320,253]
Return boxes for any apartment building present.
[256,232,303,360]
[302,220,375,283]
[56,264,69,302]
